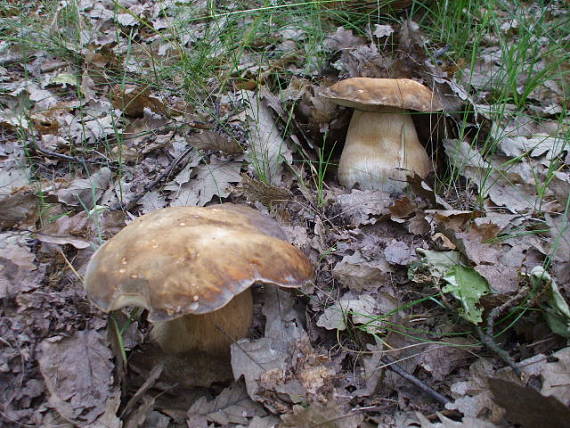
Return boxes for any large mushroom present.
[84,204,313,355]
[322,77,443,192]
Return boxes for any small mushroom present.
[322,77,443,192]
[84,204,313,355]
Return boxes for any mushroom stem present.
[151,288,253,355]
[338,107,432,192]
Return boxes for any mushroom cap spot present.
[83,204,314,321]
[321,78,443,112]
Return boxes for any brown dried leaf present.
[281,401,363,428]
[188,131,243,155]
[56,167,112,208]
[498,134,567,162]
[389,197,417,222]
[247,415,282,427]
[408,211,431,235]
[299,89,340,133]
[540,347,570,405]
[473,213,524,232]
[545,214,569,263]
[232,337,288,401]
[324,27,365,51]
[373,24,395,39]
[34,233,91,249]
[123,395,157,428]
[415,412,500,427]
[334,189,391,226]
[231,288,312,407]
[242,90,292,185]
[316,293,376,331]
[140,411,170,428]
[489,378,570,428]
[384,239,414,266]
[241,173,292,206]
[38,330,119,426]
[1,142,31,195]
[443,139,544,214]
[187,382,266,426]
[448,226,500,265]
[551,171,569,209]
[426,210,479,233]
[168,158,242,207]
[353,341,383,397]
[474,264,520,294]
[446,359,517,423]
[0,189,38,229]
[408,175,453,209]
[138,191,167,214]
[0,232,46,298]
[418,338,474,381]
[232,288,303,400]
[333,251,393,291]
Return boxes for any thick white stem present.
[338,107,432,192]
[151,288,253,355]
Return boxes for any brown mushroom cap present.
[84,204,313,321]
[322,77,443,112]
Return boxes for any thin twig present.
[29,140,117,167]
[475,326,521,377]
[381,356,450,406]
[119,362,164,418]
[475,286,530,377]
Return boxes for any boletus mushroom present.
[84,204,313,355]
[322,77,443,192]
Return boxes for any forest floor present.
[1,1,569,427]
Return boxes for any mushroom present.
[322,77,443,192]
[84,204,313,355]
